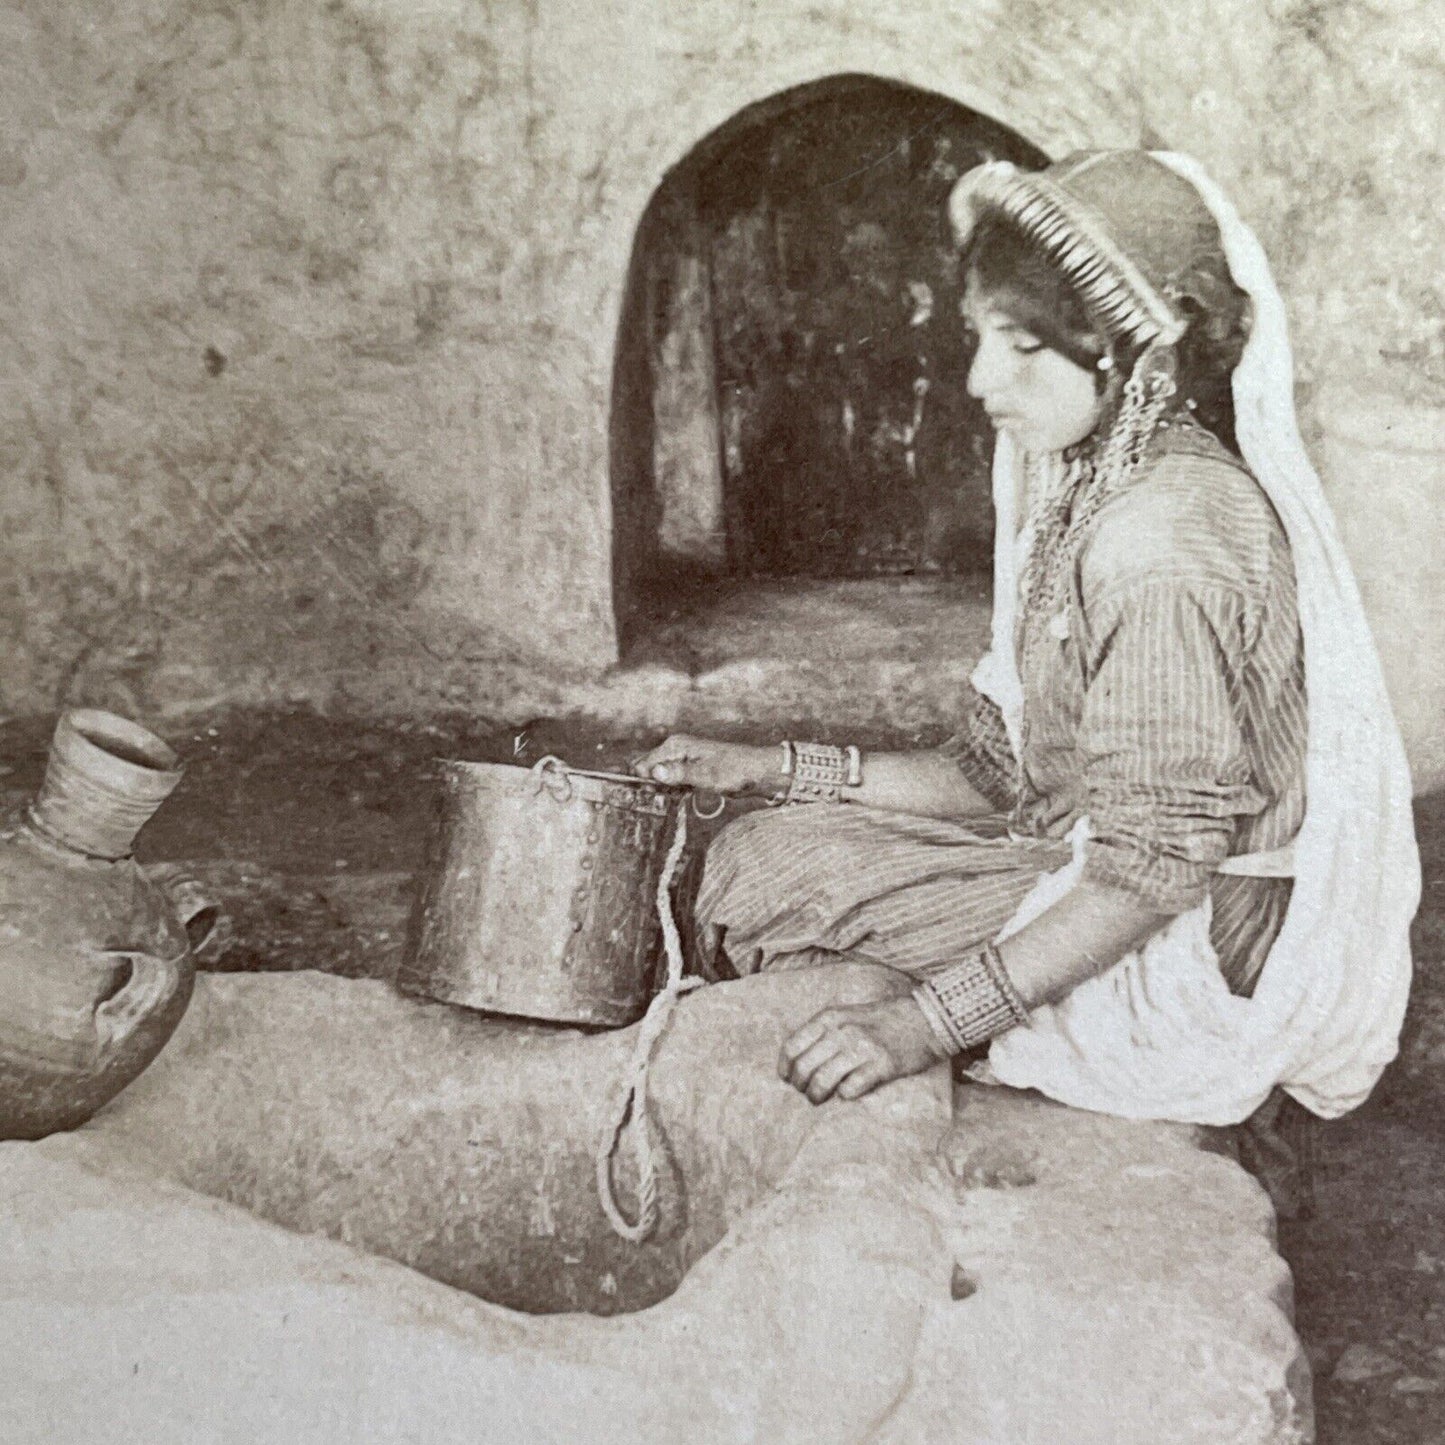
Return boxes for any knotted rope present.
[528,755,714,1244]
[594,800,705,1244]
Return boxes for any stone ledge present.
[889,1087,1313,1443]
[0,967,1309,1442]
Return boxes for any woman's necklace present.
[1017,377,1187,680]
[1007,353,1181,822]
[1017,448,1094,663]
[1010,445,1119,823]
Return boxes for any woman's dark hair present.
[961,213,1108,375]
[1170,292,1251,455]
[961,211,1252,454]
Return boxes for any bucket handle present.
[530,755,575,803]
[689,791,726,820]
[530,755,728,820]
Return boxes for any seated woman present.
[633,152,1417,1194]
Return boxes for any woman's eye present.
[1009,336,1044,356]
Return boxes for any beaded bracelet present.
[913,979,965,1056]
[913,941,1030,1054]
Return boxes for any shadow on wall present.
[609,74,1046,660]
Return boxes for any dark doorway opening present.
[610,76,1046,665]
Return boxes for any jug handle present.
[93,947,187,1056]
[144,863,223,956]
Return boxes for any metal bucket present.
[398,760,685,1027]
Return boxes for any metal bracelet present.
[978,939,1030,1020]
[922,942,1030,1051]
[784,741,859,805]
[912,982,966,1056]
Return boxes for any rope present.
[528,754,715,1243]
[594,800,705,1244]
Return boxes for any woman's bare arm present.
[630,736,997,821]
[993,879,1172,1008]
[778,878,1174,1102]
[838,749,998,819]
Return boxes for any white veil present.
[976,153,1419,1124]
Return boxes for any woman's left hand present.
[778,994,951,1104]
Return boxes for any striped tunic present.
[696,423,1308,998]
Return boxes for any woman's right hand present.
[630,734,776,795]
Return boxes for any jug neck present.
[26,710,182,861]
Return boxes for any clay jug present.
[0,709,213,1140]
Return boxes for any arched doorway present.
[609,75,1046,665]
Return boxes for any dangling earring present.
[1093,350,1117,401]
[1093,340,1177,497]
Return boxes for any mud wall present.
[0,1,1441,762]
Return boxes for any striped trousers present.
[693,802,1070,981]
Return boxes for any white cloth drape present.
[976,153,1419,1125]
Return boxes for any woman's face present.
[962,278,1106,455]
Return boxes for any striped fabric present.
[697,423,1307,998]
[695,805,1071,981]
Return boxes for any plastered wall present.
[1,0,1441,773]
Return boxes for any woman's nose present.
[966,331,1011,402]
